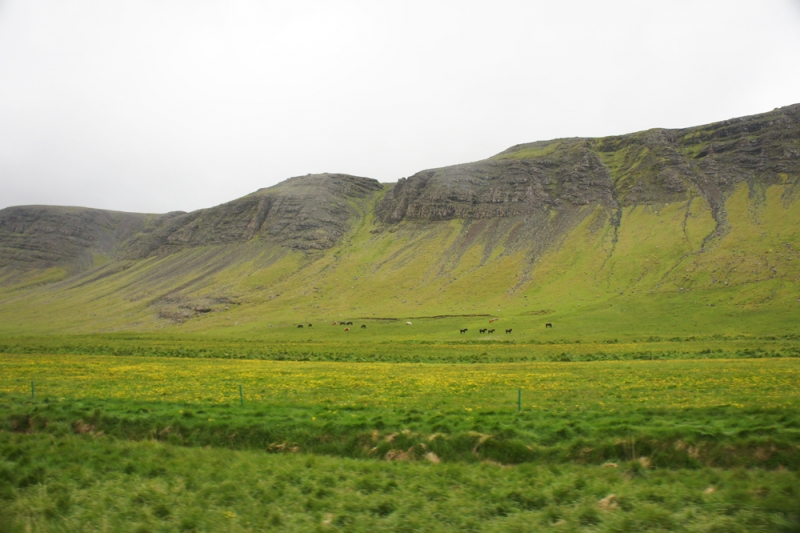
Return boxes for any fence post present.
[517,389,521,412]
[31,380,35,400]
[239,384,244,406]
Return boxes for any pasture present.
[2,351,800,531]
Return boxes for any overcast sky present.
[1,0,799,214]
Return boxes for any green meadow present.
[2,354,800,531]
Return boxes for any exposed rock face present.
[122,173,383,258]
[2,105,798,279]
[377,104,800,223]
[377,141,617,223]
[0,206,152,270]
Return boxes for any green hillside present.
[0,104,798,342]
[0,180,798,342]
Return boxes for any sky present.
[1,1,799,214]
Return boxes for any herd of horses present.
[460,328,512,334]
[296,321,553,332]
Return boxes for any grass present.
[1,328,798,364]
[3,431,799,533]
[2,354,800,531]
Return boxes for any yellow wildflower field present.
[2,354,798,412]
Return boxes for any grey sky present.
[1,0,799,214]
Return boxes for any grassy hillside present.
[0,180,797,343]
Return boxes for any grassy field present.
[3,431,798,533]
[2,353,800,531]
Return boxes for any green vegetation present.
[491,140,562,160]
[2,354,800,530]
[3,431,799,532]
[1,182,798,342]
[1,108,799,530]
[1,329,799,363]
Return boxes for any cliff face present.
[376,142,617,223]
[377,104,800,224]
[0,206,153,270]
[1,105,798,280]
[0,174,383,275]
[121,174,383,258]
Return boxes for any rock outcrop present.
[0,206,152,270]
[122,173,383,258]
[2,105,798,279]
[377,104,800,224]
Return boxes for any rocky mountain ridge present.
[1,104,798,276]
[0,206,154,271]
[377,104,800,230]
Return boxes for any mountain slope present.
[0,105,798,338]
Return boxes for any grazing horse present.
[489,318,497,323]
[505,329,512,334]
[406,321,412,326]
[332,321,338,325]
[545,323,553,328]
[346,321,353,325]
[488,329,495,334]
[344,327,350,332]
[361,324,367,329]
[479,328,487,334]
[460,328,468,334]
[308,324,312,328]
[297,324,304,328]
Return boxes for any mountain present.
[1,104,798,336]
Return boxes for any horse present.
[479,328,487,334]
[308,324,312,327]
[297,324,304,328]
[545,323,553,328]
[332,321,338,325]
[361,324,367,329]
[406,321,412,326]
[505,329,512,334]
[344,327,350,332]
[488,329,495,334]
[459,328,468,334]
[489,318,497,323]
